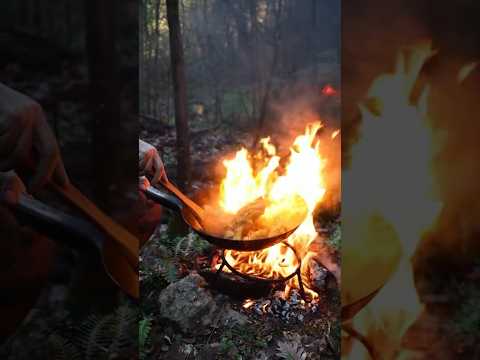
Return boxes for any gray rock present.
[158,272,246,333]
[221,304,248,326]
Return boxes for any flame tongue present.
[214,122,331,298]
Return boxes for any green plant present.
[77,305,137,359]
[219,338,236,354]
[174,232,211,258]
[157,230,210,256]
[276,339,308,360]
[147,231,210,286]
[48,305,137,360]
[139,317,152,359]
[47,334,82,360]
[216,324,270,358]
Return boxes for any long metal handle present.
[51,183,139,270]
[14,194,104,250]
[142,182,183,212]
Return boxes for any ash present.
[239,290,323,324]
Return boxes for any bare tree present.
[166,0,191,190]
[85,0,137,213]
[254,0,283,145]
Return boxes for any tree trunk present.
[249,0,258,122]
[166,0,191,191]
[255,46,278,144]
[310,0,317,68]
[85,0,136,213]
[65,0,72,47]
[153,0,161,120]
[254,0,282,145]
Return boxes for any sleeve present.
[139,138,164,170]
[139,139,153,163]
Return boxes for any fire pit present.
[211,241,308,300]
[144,121,340,305]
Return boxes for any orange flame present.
[216,122,329,298]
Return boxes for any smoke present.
[266,82,341,209]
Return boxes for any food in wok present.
[203,194,308,240]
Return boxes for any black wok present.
[140,177,302,252]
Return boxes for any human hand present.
[0,171,27,206]
[0,83,69,193]
[139,139,166,184]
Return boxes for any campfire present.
[199,121,340,301]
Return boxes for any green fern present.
[139,317,152,359]
[77,313,116,359]
[43,306,137,360]
[108,306,138,355]
[74,306,137,359]
[174,233,211,258]
[47,334,82,360]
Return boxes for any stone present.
[158,272,247,333]
[219,303,248,326]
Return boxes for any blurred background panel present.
[0,1,139,358]
[342,0,480,358]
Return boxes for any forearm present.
[0,82,68,191]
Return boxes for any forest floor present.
[140,224,341,360]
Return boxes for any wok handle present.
[12,194,103,250]
[51,183,139,270]
[141,180,182,212]
[9,174,139,271]
[160,178,205,218]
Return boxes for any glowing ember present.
[322,84,338,96]
[243,299,255,309]
[213,122,333,298]
[342,41,443,358]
